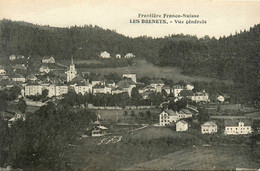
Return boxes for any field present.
[65,126,258,170]
[90,108,161,122]
[122,145,259,170]
[57,59,228,83]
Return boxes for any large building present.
[159,110,178,126]
[66,57,77,82]
[224,119,252,135]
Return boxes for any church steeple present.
[71,56,74,65]
[66,56,77,82]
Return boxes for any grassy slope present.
[122,145,259,170]
[57,59,230,83]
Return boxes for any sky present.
[0,0,260,38]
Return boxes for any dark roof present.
[224,118,252,127]
[150,80,164,84]
[179,90,193,97]
[13,74,25,78]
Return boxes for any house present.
[116,78,136,97]
[124,53,135,58]
[41,56,55,63]
[55,84,69,96]
[13,64,27,71]
[106,80,116,87]
[116,54,121,59]
[12,74,26,82]
[73,82,92,95]
[162,86,171,95]
[191,91,209,103]
[178,109,193,119]
[176,120,189,131]
[201,121,218,134]
[185,82,194,90]
[92,84,112,95]
[172,85,184,97]
[217,95,225,103]
[159,109,178,126]
[92,78,105,86]
[8,112,26,127]
[100,51,110,58]
[179,89,193,98]
[138,85,156,94]
[150,80,165,93]
[0,65,6,75]
[26,74,37,82]
[25,84,43,96]
[92,121,108,137]
[17,55,25,59]
[9,54,16,61]
[122,74,136,83]
[224,119,252,135]
[39,66,50,73]
[111,87,127,95]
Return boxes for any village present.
[0,53,258,139]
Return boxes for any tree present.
[17,99,27,113]
[131,87,142,106]
[42,89,49,99]
[197,106,210,123]
[123,111,128,122]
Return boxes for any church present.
[66,57,77,82]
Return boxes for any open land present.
[65,126,259,171]
[57,59,230,83]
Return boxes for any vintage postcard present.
[0,0,260,170]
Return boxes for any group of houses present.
[158,109,253,135]
[1,55,212,103]
[100,51,136,59]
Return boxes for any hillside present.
[0,19,259,105]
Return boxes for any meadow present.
[57,58,228,83]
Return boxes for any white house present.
[122,74,136,83]
[41,56,55,63]
[0,66,6,75]
[55,85,69,96]
[201,121,218,134]
[124,53,135,58]
[176,120,188,132]
[100,51,110,58]
[39,66,50,73]
[116,54,121,59]
[191,91,209,103]
[185,83,194,90]
[74,84,92,95]
[9,55,16,61]
[150,80,165,93]
[92,85,112,95]
[224,119,252,135]
[159,110,178,126]
[12,74,26,82]
[178,109,193,119]
[217,95,225,103]
[172,85,184,97]
[25,84,43,96]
